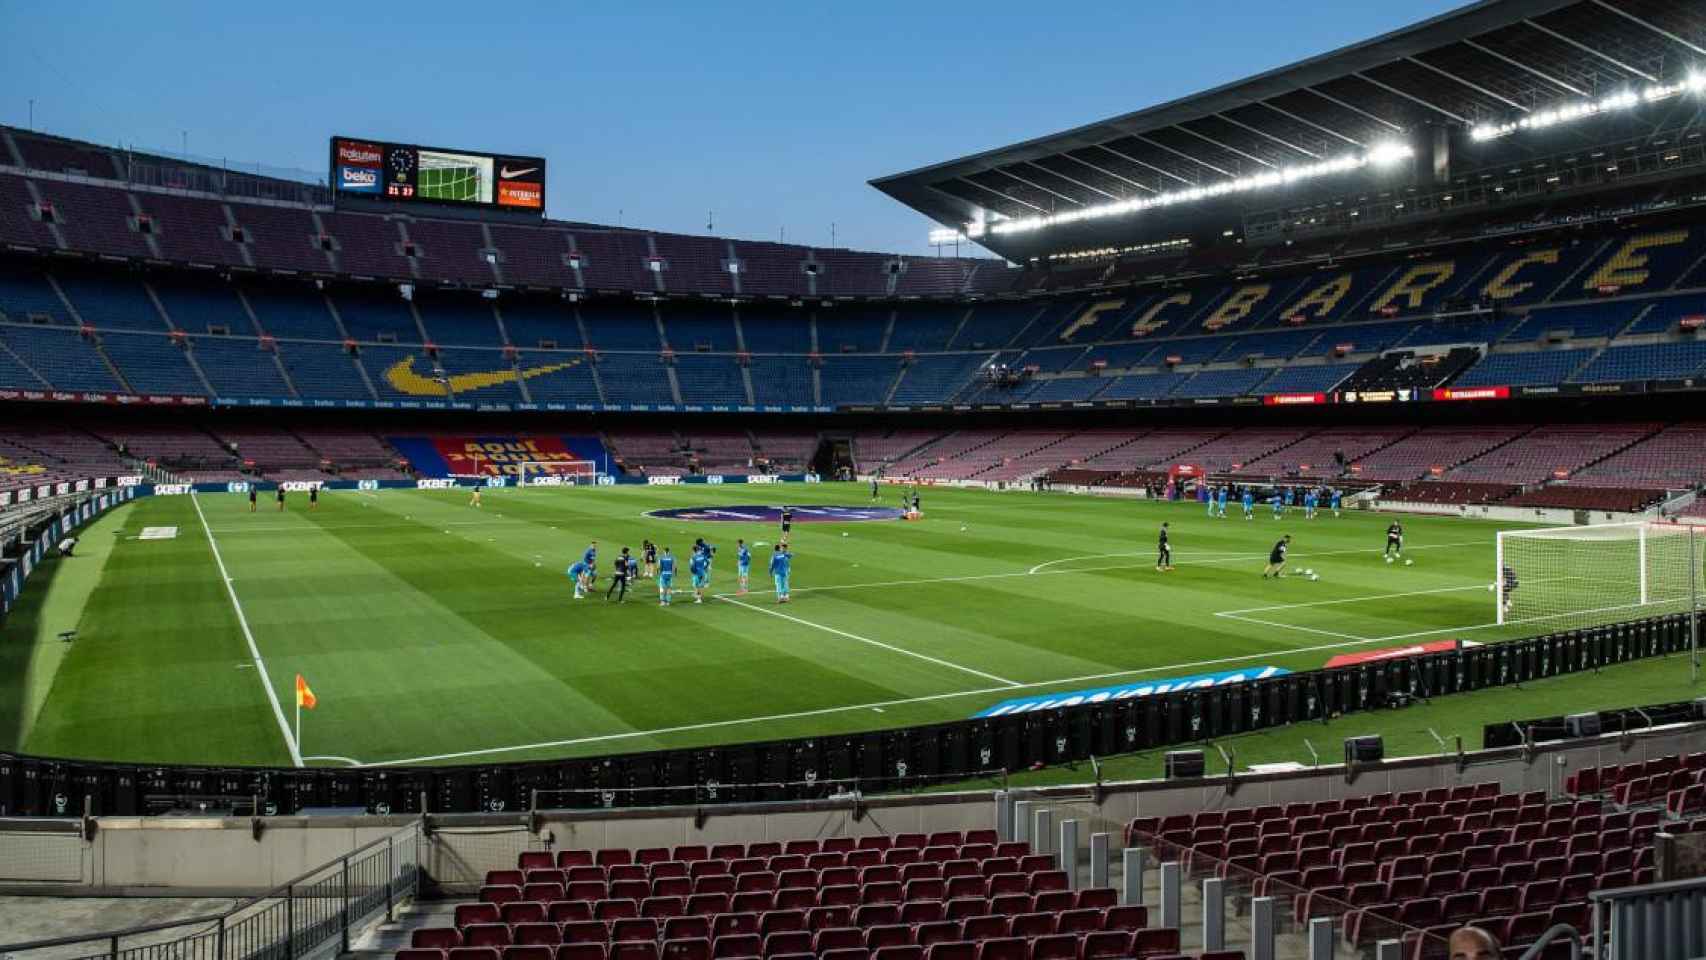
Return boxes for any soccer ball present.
[842,532,849,537]
[1385,556,1394,564]
[1309,573,1320,582]
[1488,583,1497,592]
[1404,559,1414,566]
[960,525,967,532]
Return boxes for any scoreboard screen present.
[330,136,545,212]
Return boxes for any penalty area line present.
[360,616,1539,768]
[717,594,1022,688]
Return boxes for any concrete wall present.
[6,721,1705,897]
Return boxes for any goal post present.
[1496,521,1704,630]
[516,460,604,486]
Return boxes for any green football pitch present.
[0,483,1687,771]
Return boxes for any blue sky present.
[0,0,1463,254]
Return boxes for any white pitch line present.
[360,609,1537,768]
[1028,549,1250,575]
[302,754,364,767]
[205,520,502,534]
[1214,611,1371,642]
[1219,582,1500,616]
[191,492,303,768]
[717,594,1022,688]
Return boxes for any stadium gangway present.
[0,818,422,960]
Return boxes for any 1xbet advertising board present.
[330,136,545,212]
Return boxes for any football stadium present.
[3,0,1706,957]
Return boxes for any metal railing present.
[1591,872,1706,960]
[0,820,421,960]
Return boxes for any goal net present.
[516,460,603,486]
[1497,521,1704,629]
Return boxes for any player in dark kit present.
[1385,520,1404,562]
[606,547,634,602]
[870,478,880,501]
[1262,535,1292,578]
[248,486,257,512]
[1156,522,1174,572]
[276,486,286,512]
[309,486,319,511]
[642,539,658,578]
[780,506,794,546]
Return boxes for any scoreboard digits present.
[331,136,544,213]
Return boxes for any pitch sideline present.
[191,492,305,768]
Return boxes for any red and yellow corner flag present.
[295,674,317,711]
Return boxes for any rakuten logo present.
[337,140,383,166]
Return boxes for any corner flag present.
[295,674,317,710]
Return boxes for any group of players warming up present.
[565,511,797,607]
[1156,515,1413,579]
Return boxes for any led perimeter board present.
[330,136,545,212]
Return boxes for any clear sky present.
[0,0,1464,255]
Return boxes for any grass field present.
[0,482,1691,771]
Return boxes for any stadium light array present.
[967,142,1413,238]
[1469,73,1706,142]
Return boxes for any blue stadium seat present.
[1453,349,1593,387]
[191,336,293,398]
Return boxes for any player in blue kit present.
[567,558,594,600]
[657,547,676,606]
[1216,485,1228,518]
[1271,493,1283,519]
[769,544,792,603]
[689,548,711,604]
[1331,488,1343,517]
[736,538,752,595]
[1304,489,1318,520]
[1242,487,1255,520]
[582,540,598,569]
[1203,483,1214,516]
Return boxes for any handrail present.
[1517,925,1582,960]
[0,817,422,951]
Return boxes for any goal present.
[1496,521,1704,629]
[516,460,604,486]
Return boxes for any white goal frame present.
[1496,520,1702,625]
[516,460,604,486]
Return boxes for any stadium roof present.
[872,0,1706,258]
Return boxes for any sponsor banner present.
[279,480,324,492]
[1580,381,1643,395]
[484,476,509,488]
[152,484,192,496]
[524,476,566,487]
[706,475,724,485]
[0,490,9,506]
[338,165,382,193]
[1324,640,1479,669]
[647,476,682,486]
[646,505,905,523]
[748,475,779,485]
[1264,392,1326,406]
[415,479,457,490]
[357,480,381,491]
[804,474,821,483]
[387,434,609,478]
[1652,378,1704,393]
[1517,385,1563,397]
[1340,388,1416,404]
[117,476,143,487]
[974,666,1291,718]
[1433,385,1510,401]
[335,139,384,167]
[226,482,251,494]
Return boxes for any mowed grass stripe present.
[275,494,974,761]
[21,497,293,766]
[9,484,1564,767]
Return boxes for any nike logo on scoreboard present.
[501,166,539,179]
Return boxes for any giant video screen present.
[330,136,544,212]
